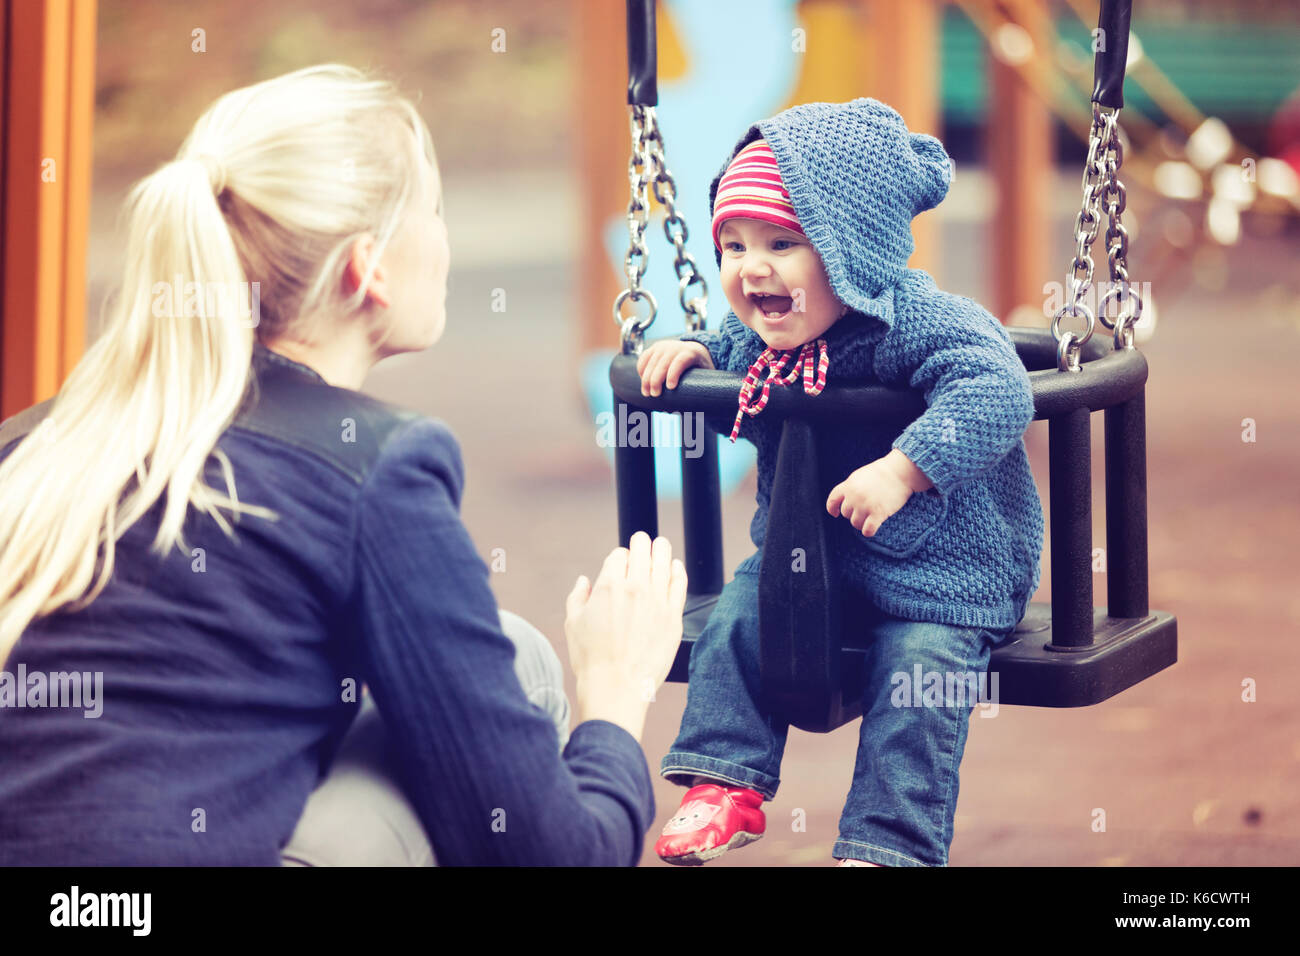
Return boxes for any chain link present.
[614,106,710,355]
[1097,114,1141,348]
[615,106,658,354]
[1053,104,1118,370]
[645,113,709,332]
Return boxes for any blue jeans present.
[660,564,1004,867]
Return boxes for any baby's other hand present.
[826,459,914,537]
[635,340,714,397]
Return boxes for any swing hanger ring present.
[1098,281,1142,330]
[615,289,657,356]
[619,316,646,356]
[613,286,657,332]
[1057,331,1083,373]
[1052,300,1095,364]
[1113,318,1135,351]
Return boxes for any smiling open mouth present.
[752,294,794,319]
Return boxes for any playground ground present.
[82,164,1300,867]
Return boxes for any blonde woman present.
[0,65,686,866]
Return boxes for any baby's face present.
[719,218,844,351]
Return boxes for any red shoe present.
[654,783,766,865]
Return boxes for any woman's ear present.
[344,234,391,309]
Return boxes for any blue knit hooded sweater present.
[679,98,1044,633]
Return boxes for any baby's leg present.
[660,566,788,800]
[833,617,997,867]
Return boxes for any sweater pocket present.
[853,488,949,559]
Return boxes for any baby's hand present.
[636,340,714,398]
[826,458,915,537]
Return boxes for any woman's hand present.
[635,341,714,397]
[826,451,930,537]
[564,532,688,742]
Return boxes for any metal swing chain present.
[645,111,709,333]
[1051,103,1110,372]
[1097,110,1142,350]
[614,105,710,354]
[615,105,658,355]
[1051,103,1143,371]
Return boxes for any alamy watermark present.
[0,665,103,718]
[891,665,1000,717]
[596,407,706,459]
[151,275,261,328]
[1043,278,1151,324]
[50,886,150,936]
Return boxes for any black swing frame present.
[609,0,1176,734]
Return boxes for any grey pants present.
[281,609,572,866]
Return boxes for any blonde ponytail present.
[0,65,439,665]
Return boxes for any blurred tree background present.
[93,0,573,179]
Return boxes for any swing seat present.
[610,326,1178,733]
[674,586,1178,731]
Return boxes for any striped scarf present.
[729,338,830,443]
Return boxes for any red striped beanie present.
[711,138,805,250]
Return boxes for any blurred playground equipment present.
[2,0,1298,426]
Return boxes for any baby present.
[635,99,1044,867]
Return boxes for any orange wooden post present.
[1,0,97,419]
[987,0,1051,325]
[860,0,942,277]
[787,0,873,104]
[574,0,632,368]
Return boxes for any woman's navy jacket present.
[0,344,653,865]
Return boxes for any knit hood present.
[708,98,953,334]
